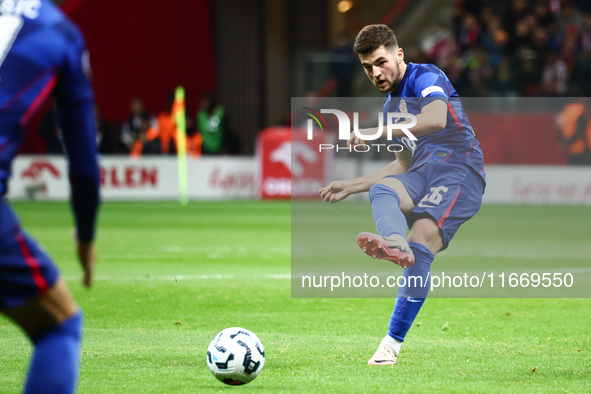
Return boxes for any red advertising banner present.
[257,127,331,199]
[468,113,568,165]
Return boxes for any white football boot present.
[367,342,398,365]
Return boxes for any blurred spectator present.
[130,115,161,158]
[182,114,203,157]
[533,1,554,28]
[556,99,591,164]
[95,106,119,154]
[152,94,177,155]
[542,51,568,95]
[557,0,585,34]
[330,31,356,97]
[480,14,509,67]
[458,14,481,51]
[421,24,458,68]
[402,46,429,64]
[121,98,156,152]
[130,96,206,158]
[570,49,591,96]
[198,92,239,154]
[488,58,520,96]
[503,0,530,40]
[581,13,591,51]
[464,46,494,96]
[416,0,589,98]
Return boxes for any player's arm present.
[391,99,447,138]
[54,31,100,288]
[57,99,99,288]
[319,149,412,203]
[350,100,447,146]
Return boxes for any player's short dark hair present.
[353,24,398,55]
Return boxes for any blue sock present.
[24,311,83,394]
[369,183,407,238]
[388,242,434,342]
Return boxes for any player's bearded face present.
[359,46,402,93]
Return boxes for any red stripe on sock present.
[15,230,49,295]
[437,188,461,228]
[20,75,58,128]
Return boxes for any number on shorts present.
[418,186,449,207]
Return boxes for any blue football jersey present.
[0,0,99,241]
[382,62,486,183]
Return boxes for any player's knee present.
[62,310,83,341]
[11,278,79,339]
[375,179,414,211]
[369,183,400,204]
[408,219,443,253]
[32,310,83,344]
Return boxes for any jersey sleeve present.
[53,23,94,105]
[413,68,449,110]
[53,23,100,242]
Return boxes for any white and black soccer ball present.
[206,327,265,385]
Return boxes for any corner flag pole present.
[173,86,188,205]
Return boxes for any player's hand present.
[76,239,96,288]
[347,130,366,149]
[319,181,351,203]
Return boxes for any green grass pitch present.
[0,201,590,393]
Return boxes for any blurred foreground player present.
[320,25,485,365]
[0,1,99,393]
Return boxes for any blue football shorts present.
[0,199,59,309]
[386,162,485,251]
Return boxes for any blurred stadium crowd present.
[18,0,591,159]
[27,92,239,157]
[414,0,591,97]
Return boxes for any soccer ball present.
[206,327,265,385]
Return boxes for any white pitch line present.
[63,273,291,281]
[62,268,591,282]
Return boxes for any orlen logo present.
[21,161,61,181]
[303,107,417,153]
[100,166,157,188]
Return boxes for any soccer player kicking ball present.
[319,25,485,365]
[0,1,100,393]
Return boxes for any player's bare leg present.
[1,278,82,394]
[1,277,78,338]
[407,218,443,255]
